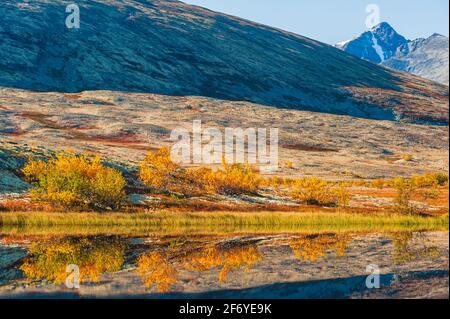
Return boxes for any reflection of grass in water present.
[0,211,447,237]
[20,236,126,284]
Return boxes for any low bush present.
[193,161,262,195]
[371,179,387,189]
[393,178,416,215]
[22,153,126,211]
[139,147,185,194]
[411,173,449,188]
[402,154,414,161]
[184,244,262,283]
[139,148,262,196]
[290,178,351,207]
[333,183,352,208]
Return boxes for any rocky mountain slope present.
[0,0,448,123]
[336,23,449,85]
[336,22,408,64]
[383,34,449,85]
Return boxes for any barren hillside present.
[0,0,448,123]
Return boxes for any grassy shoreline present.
[0,211,448,235]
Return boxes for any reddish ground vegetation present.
[281,143,338,152]
[63,94,82,100]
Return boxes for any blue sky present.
[184,0,449,44]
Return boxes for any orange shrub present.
[139,147,182,194]
[411,173,449,188]
[333,183,351,208]
[393,178,416,215]
[139,148,262,196]
[290,178,350,207]
[371,179,387,189]
[201,161,262,195]
[402,154,414,161]
[22,153,126,210]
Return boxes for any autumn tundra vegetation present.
[139,147,262,196]
[21,153,126,211]
[0,147,446,223]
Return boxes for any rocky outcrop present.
[0,148,30,194]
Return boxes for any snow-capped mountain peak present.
[369,21,391,33]
[335,22,408,64]
[370,33,386,62]
[336,22,449,85]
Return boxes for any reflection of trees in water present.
[289,234,350,262]
[137,244,262,292]
[20,237,126,284]
[185,245,262,283]
[137,252,177,293]
[391,232,441,265]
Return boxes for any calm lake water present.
[0,230,448,299]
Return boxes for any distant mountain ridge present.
[0,1,448,124]
[383,33,449,85]
[336,23,449,85]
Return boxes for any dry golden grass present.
[0,211,447,237]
